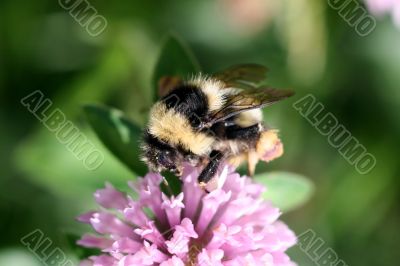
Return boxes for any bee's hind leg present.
[247,150,259,176]
[198,150,224,189]
[225,123,262,176]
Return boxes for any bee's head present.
[141,132,182,175]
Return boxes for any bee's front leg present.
[198,150,224,189]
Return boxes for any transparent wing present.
[206,87,294,125]
[213,64,269,88]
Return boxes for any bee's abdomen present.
[225,123,262,141]
[210,122,262,142]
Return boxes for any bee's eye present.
[158,151,173,168]
[189,114,202,129]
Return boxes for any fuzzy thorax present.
[189,75,227,112]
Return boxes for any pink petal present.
[175,218,198,238]
[108,237,142,254]
[271,252,297,266]
[207,224,241,249]
[165,218,199,257]
[224,252,273,266]
[221,171,245,198]
[120,241,168,265]
[123,199,149,227]
[160,256,185,266]
[234,202,281,227]
[90,212,135,238]
[195,189,231,236]
[77,234,113,249]
[88,255,116,266]
[165,232,190,256]
[182,167,205,220]
[197,249,224,266]
[162,192,185,228]
[94,183,129,210]
[218,196,259,226]
[259,221,297,253]
[131,173,167,225]
[134,221,164,247]
[76,211,96,224]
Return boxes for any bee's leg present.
[225,124,261,176]
[198,150,224,188]
[247,150,259,176]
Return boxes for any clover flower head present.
[77,164,297,266]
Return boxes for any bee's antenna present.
[162,176,174,196]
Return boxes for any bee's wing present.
[158,76,184,98]
[213,64,269,88]
[158,64,267,98]
[206,87,294,125]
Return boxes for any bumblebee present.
[141,64,293,188]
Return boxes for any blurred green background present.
[1,0,399,265]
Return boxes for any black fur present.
[209,122,261,141]
[144,131,174,152]
[162,85,209,128]
[225,124,261,140]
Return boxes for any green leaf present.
[160,171,182,196]
[13,127,133,199]
[152,33,201,102]
[254,171,314,212]
[84,104,147,176]
[0,249,44,266]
